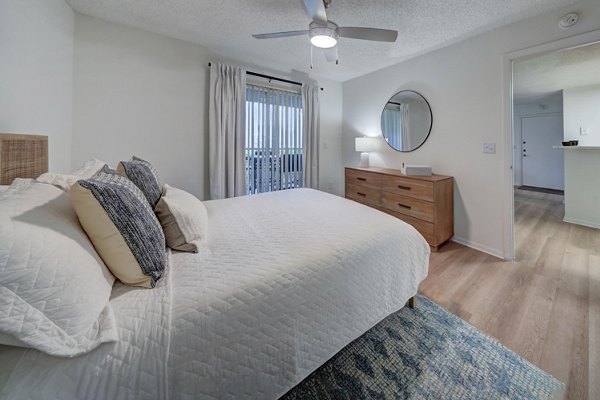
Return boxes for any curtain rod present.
[208,62,323,91]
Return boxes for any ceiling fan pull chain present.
[310,44,314,69]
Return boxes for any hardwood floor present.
[419,189,599,400]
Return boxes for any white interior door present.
[521,114,564,190]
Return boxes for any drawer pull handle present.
[356,177,367,181]
[397,203,412,210]
[398,185,411,191]
[357,192,367,197]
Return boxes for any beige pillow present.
[154,184,208,253]
[70,166,166,288]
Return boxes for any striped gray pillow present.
[117,156,162,208]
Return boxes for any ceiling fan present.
[252,0,398,65]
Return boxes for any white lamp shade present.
[355,137,378,152]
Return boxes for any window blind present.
[245,84,303,194]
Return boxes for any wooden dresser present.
[345,167,454,251]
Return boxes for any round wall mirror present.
[380,90,432,152]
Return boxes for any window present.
[245,84,303,195]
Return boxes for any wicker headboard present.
[0,133,49,185]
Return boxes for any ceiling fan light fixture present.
[310,35,337,48]
[309,21,339,48]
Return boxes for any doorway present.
[507,36,600,261]
[512,40,600,258]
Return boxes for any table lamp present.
[355,137,378,168]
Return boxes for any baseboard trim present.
[451,236,505,260]
[563,217,600,230]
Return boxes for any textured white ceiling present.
[514,41,600,104]
[66,0,578,82]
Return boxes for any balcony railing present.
[245,148,303,194]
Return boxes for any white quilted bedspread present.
[0,189,429,400]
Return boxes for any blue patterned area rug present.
[282,296,563,400]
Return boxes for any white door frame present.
[502,29,600,260]
[519,112,563,187]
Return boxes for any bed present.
[0,136,430,400]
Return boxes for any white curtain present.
[301,83,320,189]
[209,63,246,199]
[382,106,402,149]
[400,103,410,151]
[382,104,410,150]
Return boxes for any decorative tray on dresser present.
[345,167,454,251]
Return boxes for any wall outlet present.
[483,143,496,154]
[580,127,589,136]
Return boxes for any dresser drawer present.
[346,183,381,207]
[382,209,435,244]
[345,169,383,189]
[381,192,434,222]
[382,176,434,202]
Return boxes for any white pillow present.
[36,159,106,191]
[0,182,117,357]
[154,184,208,253]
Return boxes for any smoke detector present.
[559,13,579,29]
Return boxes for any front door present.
[521,114,564,190]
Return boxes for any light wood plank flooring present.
[419,189,599,400]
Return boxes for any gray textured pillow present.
[70,165,166,288]
[154,184,208,253]
[117,156,162,208]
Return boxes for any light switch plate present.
[580,127,589,136]
[483,143,496,154]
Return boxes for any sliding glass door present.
[245,84,303,194]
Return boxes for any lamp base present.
[359,152,369,168]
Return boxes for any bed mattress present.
[0,188,430,400]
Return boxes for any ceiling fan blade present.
[300,0,327,24]
[338,27,398,42]
[322,46,337,62]
[252,30,309,39]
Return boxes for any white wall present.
[72,15,212,198]
[317,79,344,195]
[562,84,600,228]
[563,84,600,146]
[0,0,74,173]
[564,149,600,228]
[342,0,600,257]
[72,14,343,200]
[513,99,563,186]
